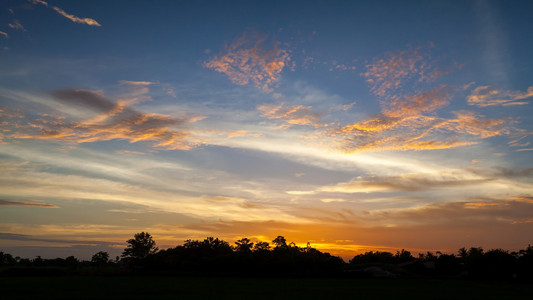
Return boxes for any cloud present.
[51,7,101,26]
[50,89,116,112]
[8,20,26,32]
[0,232,117,247]
[203,32,290,93]
[114,150,146,156]
[384,84,450,117]
[29,0,48,6]
[433,110,511,138]
[468,167,533,182]
[0,31,8,38]
[175,194,533,256]
[119,80,154,86]
[291,170,491,194]
[362,46,439,99]
[378,196,533,226]
[165,87,177,98]
[203,196,265,209]
[467,85,533,107]
[329,61,357,72]
[326,46,518,153]
[29,0,101,27]
[321,198,346,203]
[0,199,58,208]
[258,103,323,128]
[9,88,196,150]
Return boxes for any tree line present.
[1,232,532,280]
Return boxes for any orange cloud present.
[51,6,101,26]
[362,46,438,99]
[258,103,323,128]
[0,31,8,38]
[30,0,100,27]
[204,32,290,93]
[384,84,451,117]
[8,89,196,150]
[464,201,509,208]
[331,51,516,153]
[467,85,533,107]
[434,110,511,138]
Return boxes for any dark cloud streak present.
[0,199,58,208]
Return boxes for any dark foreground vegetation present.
[1,276,533,300]
[1,233,533,298]
[1,232,533,279]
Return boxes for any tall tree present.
[122,232,158,261]
[272,236,287,249]
[235,238,254,253]
[91,251,110,266]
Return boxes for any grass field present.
[1,276,532,299]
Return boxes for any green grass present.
[1,276,532,299]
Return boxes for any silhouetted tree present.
[65,256,79,268]
[350,251,395,264]
[253,241,271,252]
[272,236,288,250]
[434,254,461,276]
[91,251,110,266]
[33,256,43,266]
[395,249,414,263]
[482,249,516,279]
[122,232,158,262]
[518,244,533,279]
[0,251,16,266]
[235,238,254,253]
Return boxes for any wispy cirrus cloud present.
[0,31,8,38]
[119,80,154,86]
[258,103,323,128]
[29,0,101,27]
[288,170,491,195]
[203,32,290,93]
[467,85,533,107]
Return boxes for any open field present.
[1,276,532,300]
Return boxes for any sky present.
[1,0,533,260]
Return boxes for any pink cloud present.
[204,32,290,93]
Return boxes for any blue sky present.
[1,0,533,260]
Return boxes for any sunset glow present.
[1,0,532,260]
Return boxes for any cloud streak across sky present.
[6,88,195,150]
[29,0,101,27]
